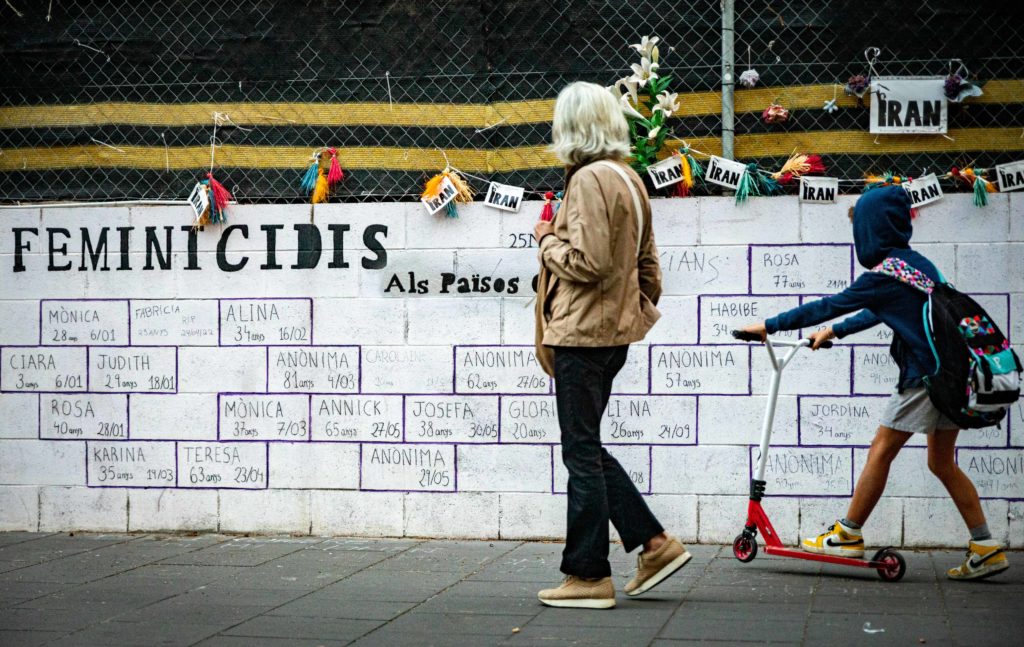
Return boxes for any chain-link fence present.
[1,0,1022,202]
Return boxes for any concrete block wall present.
[0,194,1021,548]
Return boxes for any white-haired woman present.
[534,81,691,609]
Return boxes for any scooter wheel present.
[733,533,758,563]
[873,547,906,582]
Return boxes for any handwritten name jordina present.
[9,223,389,272]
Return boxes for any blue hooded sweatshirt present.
[764,185,941,390]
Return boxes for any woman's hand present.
[808,326,836,350]
[740,322,768,342]
[534,220,554,245]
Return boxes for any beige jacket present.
[534,160,662,375]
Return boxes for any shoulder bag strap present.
[594,160,644,257]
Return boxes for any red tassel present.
[672,181,689,197]
[327,148,344,185]
[540,191,555,221]
[206,173,232,212]
[777,172,795,185]
[804,155,826,175]
[910,207,919,220]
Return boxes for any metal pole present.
[721,0,735,161]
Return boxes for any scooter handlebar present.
[730,330,834,349]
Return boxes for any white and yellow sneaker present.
[801,520,865,558]
[947,540,1010,581]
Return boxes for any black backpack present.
[873,257,1022,429]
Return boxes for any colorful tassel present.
[311,169,329,204]
[552,191,564,217]
[205,173,232,223]
[734,163,760,205]
[864,172,909,191]
[771,152,826,184]
[951,167,996,208]
[327,148,344,186]
[300,155,320,195]
[422,168,474,218]
[540,191,555,221]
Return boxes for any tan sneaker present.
[538,576,616,609]
[624,535,692,597]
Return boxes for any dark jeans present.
[554,345,664,578]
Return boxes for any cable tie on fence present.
[161,132,169,172]
[90,137,125,153]
[46,0,52,21]
[73,38,110,62]
[5,0,23,17]
[386,71,393,111]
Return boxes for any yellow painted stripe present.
[3,128,1022,173]
[1,80,1020,129]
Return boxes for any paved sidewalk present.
[0,533,1019,646]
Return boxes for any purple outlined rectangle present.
[37,392,130,441]
[0,345,89,394]
[748,243,854,296]
[216,392,311,442]
[86,345,178,394]
[453,344,550,396]
[265,345,360,395]
[39,298,130,347]
[748,443,855,498]
[218,297,314,347]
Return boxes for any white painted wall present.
[1,194,1021,548]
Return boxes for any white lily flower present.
[629,36,660,60]
[618,93,646,120]
[653,91,680,117]
[647,126,662,141]
[629,57,659,83]
[616,77,639,106]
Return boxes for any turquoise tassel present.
[444,201,458,218]
[972,176,989,207]
[686,154,704,181]
[200,179,226,223]
[299,160,319,195]
[734,163,760,205]
[759,174,783,196]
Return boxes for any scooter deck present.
[763,545,883,569]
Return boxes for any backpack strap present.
[871,257,935,294]
[594,160,644,257]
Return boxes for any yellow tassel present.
[680,153,694,189]
[311,169,329,204]
[444,169,475,203]
[422,173,445,200]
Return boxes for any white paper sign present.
[870,77,947,134]
[799,176,839,203]
[903,173,944,207]
[483,182,525,212]
[421,176,458,215]
[995,160,1024,193]
[646,156,684,189]
[705,155,748,190]
[188,182,209,222]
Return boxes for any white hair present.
[550,81,631,166]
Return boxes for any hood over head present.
[852,185,914,268]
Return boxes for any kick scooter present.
[729,330,907,582]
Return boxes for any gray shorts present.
[880,387,958,434]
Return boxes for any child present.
[741,184,1009,580]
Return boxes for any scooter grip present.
[731,330,763,342]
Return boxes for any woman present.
[533,81,691,609]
